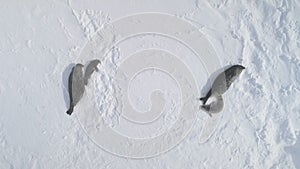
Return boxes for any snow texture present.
[0,0,299,168]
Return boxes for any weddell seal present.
[199,65,245,117]
[84,59,101,85]
[66,64,85,115]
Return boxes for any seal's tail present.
[66,105,74,115]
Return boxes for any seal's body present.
[84,59,101,85]
[66,64,85,115]
[200,65,245,116]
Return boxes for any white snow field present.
[0,0,300,168]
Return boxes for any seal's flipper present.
[200,89,212,105]
[200,105,212,117]
[199,97,208,104]
[201,104,210,111]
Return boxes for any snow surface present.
[0,0,300,168]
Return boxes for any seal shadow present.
[62,63,75,108]
[200,64,234,97]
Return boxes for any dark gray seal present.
[200,65,245,116]
[84,59,101,85]
[66,64,85,115]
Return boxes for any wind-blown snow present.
[0,0,299,168]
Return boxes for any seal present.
[199,65,245,116]
[84,59,101,85]
[66,63,85,115]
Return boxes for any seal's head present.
[76,63,84,68]
[89,59,101,66]
[94,60,101,64]
[231,64,245,76]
